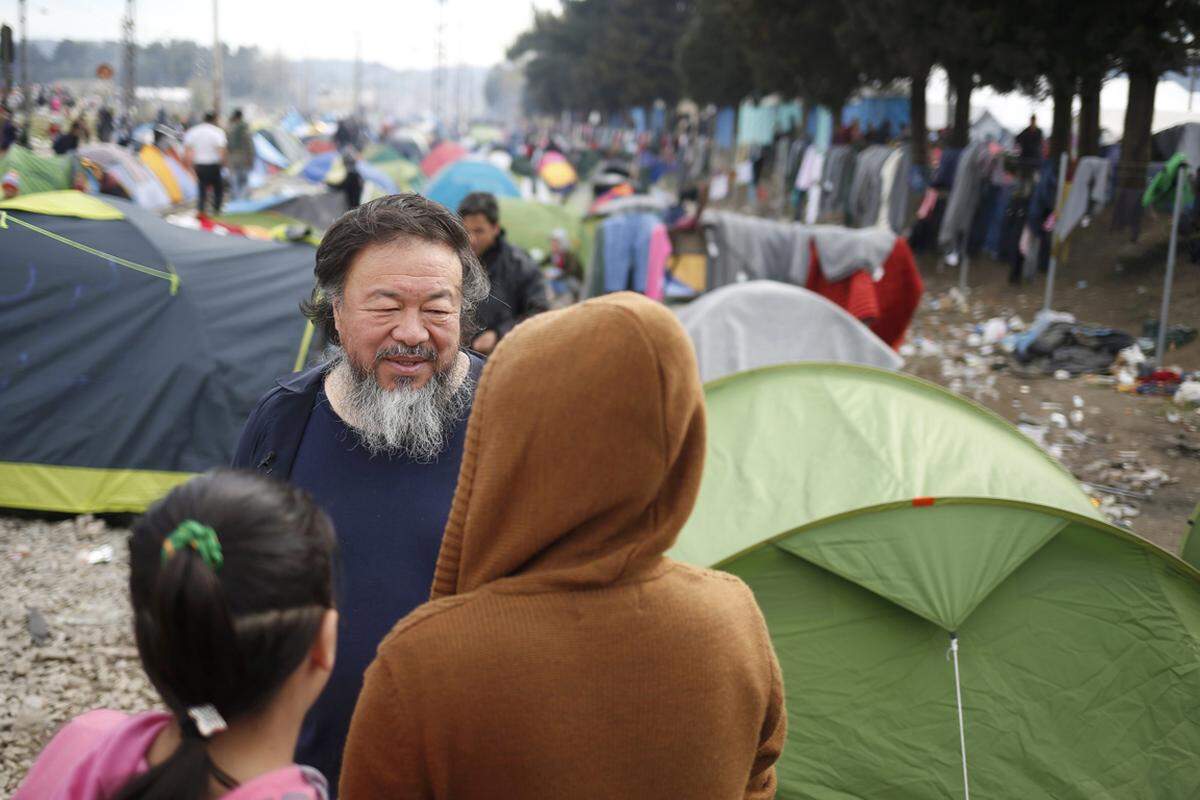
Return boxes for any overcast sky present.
[1,0,559,69]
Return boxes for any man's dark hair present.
[458,191,499,225]
[230,109,243,121]
[117,470,336,800]
[302,193,490,346]
[203,111,216,124]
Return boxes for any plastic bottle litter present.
[1049,412,1069,429]
[1072,395,1084,408]
[1174,380,1200,407]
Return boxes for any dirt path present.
[906,259,1200,554]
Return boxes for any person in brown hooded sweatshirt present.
[339,292,786,799]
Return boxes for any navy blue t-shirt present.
[290,354,482,792]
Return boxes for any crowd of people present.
[13,193,785,800]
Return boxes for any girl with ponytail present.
[15,470,339,800]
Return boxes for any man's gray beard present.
[326,344,471,462]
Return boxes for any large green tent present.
[671,364,1200,799]
[0,145,76,195]
[0,192,317,513]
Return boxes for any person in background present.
[52,119,85,155]
[340,294,787,799]
[1,105,18,152]
[226,109,255,200]
[2,170,20,199]
[14,470,338,800]
[540,227,583,306]
[97,104,115,143]
[1015,115,1044,169]
[184,111,228,217]
[330,149,364,210]
[457,191,549,354]
[232,194,491,795]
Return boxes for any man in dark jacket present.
[231,193,490,795]
[458,191,549,354]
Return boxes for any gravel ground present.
[0,515,156,795]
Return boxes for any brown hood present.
[431,292,705,599]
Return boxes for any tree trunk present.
[909,63,930,168]
[1049,76,1073,160]
[1118,66,1158,189]
[1078,71,1102,157]
[949,68,973,148]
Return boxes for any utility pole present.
[212,0,223,116]
[433,0,446,126]
[353,34,363,119]
[19,0,30,136]
[120,0,136,121]
[1,24,14,109]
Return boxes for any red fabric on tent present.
[306,138,336,155]
[806,238,923,350]
[421,142,468,177]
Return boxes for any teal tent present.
[672,364,1200,799]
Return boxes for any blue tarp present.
[715,107,736,150]
[422,159,519,212]
[842,97,910,134]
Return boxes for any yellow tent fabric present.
[0,190,124,220]
[540,160,578,190]
[0,461,192,514]
[670,253,707,292]
[139,145,184,204]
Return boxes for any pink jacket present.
[15,709,328,800]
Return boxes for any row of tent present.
[2,190,1199,797]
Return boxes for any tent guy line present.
[0,210,181,294]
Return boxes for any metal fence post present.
[1157,164,1188,367]
[1042,152,1070,312]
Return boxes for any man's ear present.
[311,609,338,673]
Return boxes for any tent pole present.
[1042,152,1069,312]
[1157,164,1188,368]
[958,233,969,293]
[950,633,971,800]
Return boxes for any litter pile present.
[0,515,156,793]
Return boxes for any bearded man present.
[232,193,490,793]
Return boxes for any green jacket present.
[1142,152,1194,208]
[227,121,255,170]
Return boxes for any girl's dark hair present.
[114,470,336,800]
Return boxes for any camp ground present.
[671,363,1200,798]
[0,191,317,513]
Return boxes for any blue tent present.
[299,152,399,195]
[423,159,520,212]
[254,133,291,170]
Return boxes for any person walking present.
[225,109,255,200]
[185,111,228,216]
[340,293,787,799]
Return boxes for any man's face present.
[2,184,17,200]
[332,238,463,391]
[462,213,501,258]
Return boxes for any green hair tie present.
[161,519,224,572]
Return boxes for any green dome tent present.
[0,145,77,195]
[672,364,1200,799]
[0,192,317,513]
[496,197,583,258]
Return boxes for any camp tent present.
[296,151,399,196]
[257,126,310,166]
[368,158,423,193]
[670,363,1200,799]
[254,132,292,170]
[0,146,76,195]
[496,197,583,257]
[423,159,520,213]
[78,143,172,212]
[674,281,902,381]
[388,130,429,163]
[138,144,184,204]
[420,141,468,177]
[0,191,317,514]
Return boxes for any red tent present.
[421,141,468,177]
